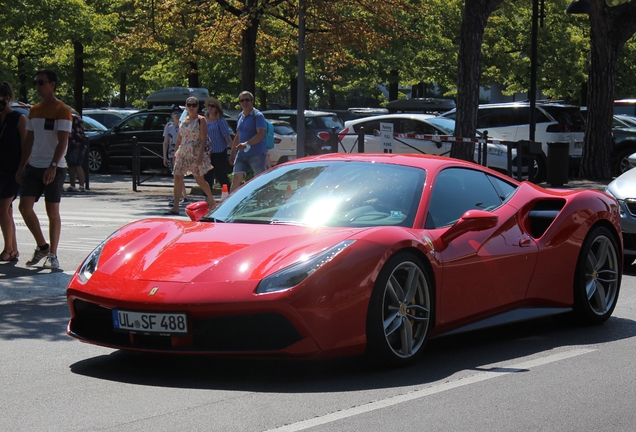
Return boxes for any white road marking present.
[268,348,596,431]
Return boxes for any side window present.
[396,119,438,135]
[487,174,517,201]
[118,114,147,132]
[353,120,381,136]
[426,168,504,229]
[148,113,171,130]
[511,107,531,126]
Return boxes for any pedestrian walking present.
[16,69,72,269]
[163,105,188,206]
[229,91,267,193]
[203,96,232,192]
[0,82,27,262]
[165,96,214,215]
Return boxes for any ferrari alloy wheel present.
[573,226,621,325]
[366,252,432,367]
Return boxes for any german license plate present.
[112,309,188,335]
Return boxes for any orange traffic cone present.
[221,184,229,200]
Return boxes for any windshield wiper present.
[270,220,307,226]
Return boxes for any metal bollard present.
[358,127,365,153]
[330,127,339,153]
[132,136,138,191]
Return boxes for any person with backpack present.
[229,91,267,193]
[64,109,87,192]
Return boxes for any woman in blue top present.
[204,96,232,191]
[230,91,266,193]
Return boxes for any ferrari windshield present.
[203,161,425,227]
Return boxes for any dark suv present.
[87,107,173,172]
[261,110,344,156]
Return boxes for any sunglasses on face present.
[33,79,49,86]
[207,104,217,108]
[239,98,252,103]
[186,103,198,108]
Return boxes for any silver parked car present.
[606,168,636,257]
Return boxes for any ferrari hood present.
[95,219,361,283]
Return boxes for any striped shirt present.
[27,100,72,168]
[206,118,232,153]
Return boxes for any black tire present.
[573,226,621,325]
[532,156,547,184]
[615,147,636,176]
[365,252,433,367]
[88,146,107,173]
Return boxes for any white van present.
[441,102,585,181]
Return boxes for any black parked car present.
[87,107,173,173]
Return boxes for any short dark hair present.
[35,68,58,85]
[0,82,14,100]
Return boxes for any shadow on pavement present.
[67,314,636,393]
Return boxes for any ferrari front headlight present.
[77,235,113,284]
[256,240,355,294]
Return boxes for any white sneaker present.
[26,247,50,266]
[66,186,78,192]
[42,253,59,269]
[78,186,86,192]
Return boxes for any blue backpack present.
[265,120,275,149]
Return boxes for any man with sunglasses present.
[15,68,72,269]
[230,91,267,192]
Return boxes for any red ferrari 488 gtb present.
[66,153,623,366]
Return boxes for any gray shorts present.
[20,164,67,203]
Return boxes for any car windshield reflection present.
[202,161,425,228]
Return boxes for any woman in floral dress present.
[165,97,214,215]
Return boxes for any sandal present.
[164,209,180,216]
[0,250,19,262]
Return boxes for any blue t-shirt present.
[236,109,266,158]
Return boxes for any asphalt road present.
[1,173,633,432]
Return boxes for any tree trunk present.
[17,53,27,103]
[258,88,268,110]
[187,61,199,88]
[241,18,259,95]
[388,70,399,101]
[580,0,636,180]
[452,0,504,161]
[119,72,127,108]
[73,41,84,114]
[581,18,616,179]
